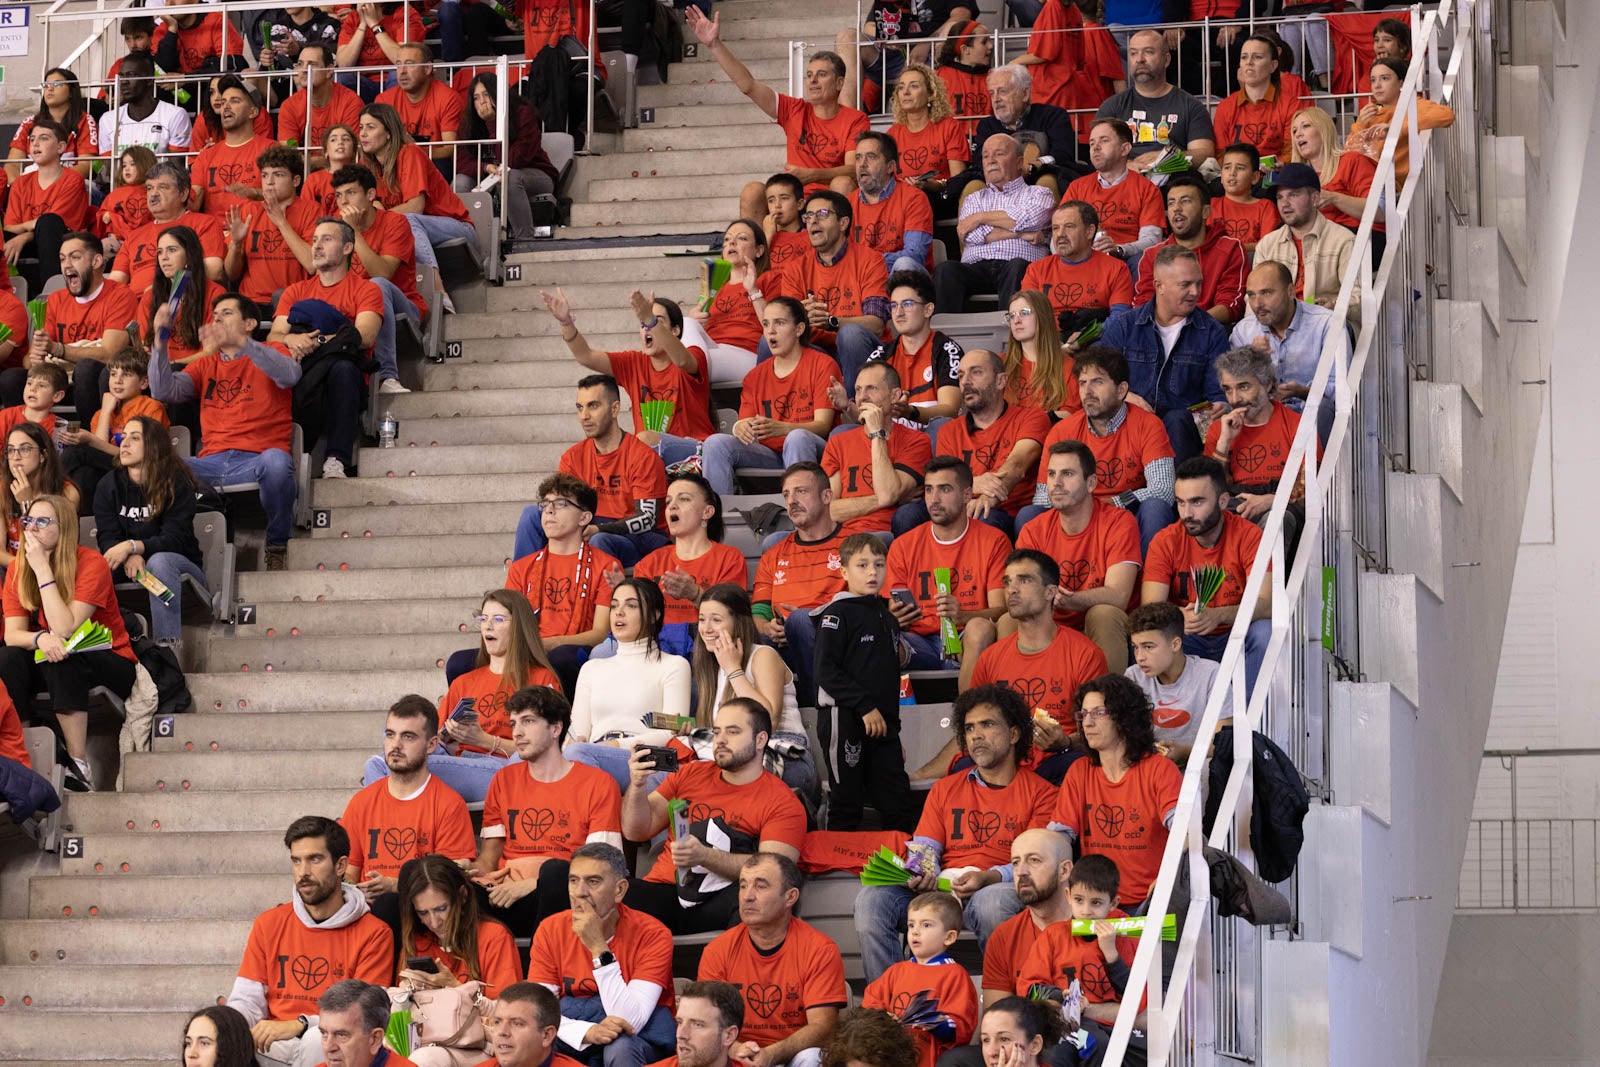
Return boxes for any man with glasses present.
[97,50,193,159]
[275,43,362,154]
[377,42,464,168]
[108,160,226,291]
[855,271,962,439]
[932,134,1053,315]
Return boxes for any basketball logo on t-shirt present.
[1234,444,1268,475]
[544,577,572,605]
[746,982,783,1019]
[966,809,1001,844]
[1046,281,1087,308]
[813,285,843,312]
[859,220,892,250]
[900,145,934,176]
[1222,217,1253,241]
[1060,559,1092,591]
[1092,804,1126,838]
[1078,960,1117,1002]
[288,954,331,990]
[381,826,419,860]
[517,808,556,840]
[1013,676,1048,706]
[1095,456,1127,490]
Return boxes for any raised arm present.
[685,8,779,119]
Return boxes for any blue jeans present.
[364,749,519,806]
[777,609,820,708]
[405,213,479,269]
[558,997,676,1067]
[1160,407,1203,465]
[145,552,206,641]
[700,430,826,496]
[1131,497,1177,557]
[565,741,668,793]
[1183,618,1271,700]
[337,70,396,102]
[903,630,958,671]
[512,505,669,565]
[652,432,701,469]
[187,448,296,546]
[853,881,1023,981]
[372,277,418,382]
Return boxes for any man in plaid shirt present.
[932,134,1055,314]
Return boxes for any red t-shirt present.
[885,519,1009,638]
[1143,509,1264,610]
[193,134,278,218]
[441,663,563,753]
[138,279,227,362]
[738,348,839,450]
[234,198,318,304]
[45,280,140,349]
[173,13,238,73]
[705,269,781,351]
[1026,0,1098,122]
[766,230,811,273]
[775,95,870,190]
[1015,911,1144,1010]
[971,627,1109,731]
[1132,227,1248,320]
[516,0,590,57]
[0,689,27,768]
[277,84,365,148]
[410,919,522,998]
[607,348,713,440]
[1015,500,1141,630]
[886,117,970,179]
[275,270,385,345]
[4,169,90,233]
[1006,354,1081,417]
[351,207,426,321]
[237,903,394,1020]
[339,7,425,72]
[90,395,168,443]
[340,775,477,882]
[1213,84,1310,159]
[1039,405,1174,497]
[644,762,807,885]
[530,905,675,1006]
[301,169,338,217]
[863,959,978,1067]
[114,211,227,292]
[1203,400,1312,486]
[482,760,622,863]
[377,81,466,146]
[869,331,962,407]
[849,181,934,268]
[1319,150,1378,231]
[1052,754,1182,902]
[506,542,618,639]
[98,184,150,242]
[752,527,846,613]
[3,546,134,662]
[821,422,933,535]
[776,240,890,349]
[697,919,848,1048]
[938,65,991,121]
[557,434,667,527]
[183,345,295,455]
[983,909,1046,995]
[1208,196,1282,248]
[1020,252,1134,316]
[8,113,99,162]
[634,541,748,626]
[1062,170,1166,245]
[935,403,1053,514]
[377,142,470,222]
[914,767,1057,870]
[0,407,54,443]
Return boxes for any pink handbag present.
[409,981,490,1048]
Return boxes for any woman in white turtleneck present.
[565,575,691,790]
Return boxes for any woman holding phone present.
[397,855,520,997]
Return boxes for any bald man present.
[933,134,1054,314]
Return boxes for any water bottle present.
[379,412,398,448]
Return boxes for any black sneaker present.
[63,757,93,792]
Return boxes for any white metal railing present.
[1458,750,1600,912]
[1109,1,1478,1063]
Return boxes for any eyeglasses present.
[541,498,582,513]
[1002,308,1035,323]
[4,445,39,458]
[19,516,56,530]
[888,299,925,312]
[41,81,69,90]
[800,209,835,223]
[475,614,510,626]
[1076,707,1109,724]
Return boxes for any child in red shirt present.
[862,892,978,1067]
[1210,144,1282,254]
[98,147,155,257]
[1014,854,1145,1030]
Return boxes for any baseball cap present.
[1271,162,1322,191]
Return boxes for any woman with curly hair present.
[181,1004,255,1067]
[823,1007,921,1067]
[1051,673,1181,911]
[886,64,969,203]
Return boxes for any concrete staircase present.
[0,2,857,1061]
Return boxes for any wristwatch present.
[825,315,840,331]
[867,428,889,441]
[296,1015,311,1036]
[593,951,616,968]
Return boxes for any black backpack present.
[1202,726,1311,884]
[131,634,192,717]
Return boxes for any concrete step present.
[587,172,771,204]
[153,710,378,753]
[716,16,835,41]
[234,566,504,607]
[352,441,566,478]
[287,534,512,574]
[0,918,251,966]
[421,358,579,391]
[574,144,785,181]
[61,788,359,834]
[390,414,584,447]
[187,668,446,713]
[681,36,793,59]
[0,1008,195,1060]
[119,749,372,794]
[201,630,463,673]
[0,964,237,1012]
[643,103,773,130]
[571,196,737,229]
[59,830,287,877]
[555,222,728,240]
[638,78,763,108]
[310,471,552,509]
[311,501,527,540]
[621,122,786,154]
[459,280,666,312]
[230,596,484,636]
[378,386,579,420]
[507,242,721,270]
[30,874,288,920]
[451,306,642,336]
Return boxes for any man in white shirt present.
[97,50,193,159]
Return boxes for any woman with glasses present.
[365,589,561,804]
[1,422,80,571]
[1052,673,1181,912]
[92,415,202,648]
[1001,289,1079,419]
[397,854,520,1004]
[566,576,690,792]
[5,68,97,182]
[0,493,137,791]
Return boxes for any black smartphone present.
[405,956,440,974]
[891,588,918,610]
[642,745,680,773]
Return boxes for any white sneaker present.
[322,457,348,479]
[67,756,94,792]
[379,378,410,394]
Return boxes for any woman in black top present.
[93,414,201,646]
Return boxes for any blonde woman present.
[1287,106,1377,233]
[887,64,969,199]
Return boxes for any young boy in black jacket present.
[814,532,917,833]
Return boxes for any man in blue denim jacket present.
[1099,245,1229,463]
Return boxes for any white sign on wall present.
[0,8,29,59]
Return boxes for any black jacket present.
[813,593,903,723]
[93,469,202,566]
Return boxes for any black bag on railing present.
[1202,726,1311,884]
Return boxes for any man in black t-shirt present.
[1096,28,1217,174]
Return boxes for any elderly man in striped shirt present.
[933,134,1056,314]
